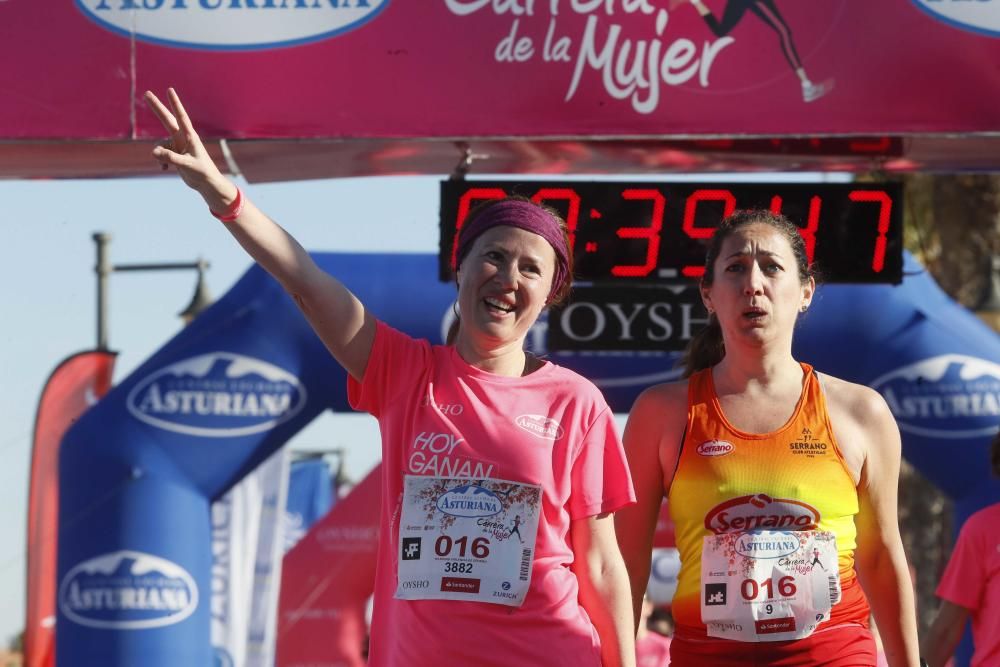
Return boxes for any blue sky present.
[0,174,443,645]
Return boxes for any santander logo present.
[705,494,820,534]
[75,0,389,51]
[696,440,735,457]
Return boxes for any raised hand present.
[145,88,237,212]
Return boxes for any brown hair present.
[446,196,574,345]
[681,209,816,376]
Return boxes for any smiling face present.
[701,222,814,350]
[455,225,557,353]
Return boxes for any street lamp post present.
[93,231,213,351]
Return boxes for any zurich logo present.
[75,0,389,51]
[870,354,1000,439]
[59,550,199,630]
[436,484,502,518]
[126,352,307,437]
[911,1,1000,38]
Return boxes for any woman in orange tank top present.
[616,211,920,666]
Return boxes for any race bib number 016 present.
[396,476,542,608]
[701,530,841,642]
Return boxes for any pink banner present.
[3,1,999,140]
[276,465,381,667]
[25,350,116,667]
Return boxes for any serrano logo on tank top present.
[788,427,828,457]
[705,494,821,534]
[696,439,735,457]
[515,414,565,440]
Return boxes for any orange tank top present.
[668,363,871,640]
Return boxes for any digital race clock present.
[439,180,903,284]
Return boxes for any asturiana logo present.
[870,354,1000,439]
[75,0,390,51]
[516,414,565,440]
[126,352,307,437]
[696,440,735,457]
[436,484,502,518]
[912,0,1000,38]
[705,494,821,534]
[735,531,800,560]
[59,550,198,630]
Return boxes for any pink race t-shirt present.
[349,322,635,667]
[936,502,1000,667]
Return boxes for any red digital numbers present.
[681,190,736,278]
[848,190,892,273]
[451,187,507,268]
[532,188,580,251]
[612,189,665,278]
[771,195,821,264]
[451,187,582,270]
[446,183,897,283]
[741,575,797,601]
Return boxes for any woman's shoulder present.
[630,378,690,420]
[542,361,613,401]
[816,371,894,425]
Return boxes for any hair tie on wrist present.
[211,187,244,222]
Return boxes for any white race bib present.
[701,530,841,642]
[396,476,542,607]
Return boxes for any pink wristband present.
[210,187,244,222]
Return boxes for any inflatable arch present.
[57,252,1000,665]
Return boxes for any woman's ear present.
[700,284,714,315]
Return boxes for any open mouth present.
[742,307,767,321]
[484,297,515,314]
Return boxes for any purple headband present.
[455,199,570,299]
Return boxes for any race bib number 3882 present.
[395,476,542,608]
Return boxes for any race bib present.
[396,476,542,607]
[701,530,841,642]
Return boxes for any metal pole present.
[93,232,112,351]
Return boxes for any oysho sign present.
[871,354,1000,439]
[59,550,199,630]
[126,352,307,437]
[75,0,390,50]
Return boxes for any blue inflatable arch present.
[57,252,1000,665]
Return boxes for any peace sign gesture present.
[145,88,236,211]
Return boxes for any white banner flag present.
[211,447,290,667]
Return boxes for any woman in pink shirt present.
[146,88,637,667]
[922,432,1000,667]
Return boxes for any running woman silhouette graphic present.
[677,0,833,102]
[510,515,524,543]
[811,547,826,571]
